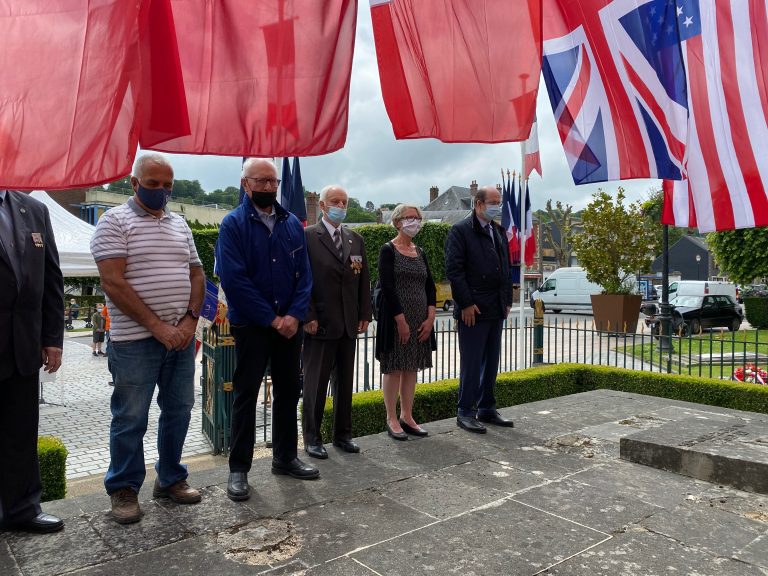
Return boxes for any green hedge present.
[191,221,453,285]
[744,297,768,329]
[38,436,67,502]
[320,364,768,440]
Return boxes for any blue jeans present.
[104,337,195,495]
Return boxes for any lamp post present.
[696,253,701,280]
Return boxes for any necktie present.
[485,223,494,246]
[333,228,343,258]
[0,195,21,281]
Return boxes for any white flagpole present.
[518,145,527,369]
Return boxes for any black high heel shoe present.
[399,419,428,437]
[385,422,408,441]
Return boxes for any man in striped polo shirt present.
[91,153,205,524]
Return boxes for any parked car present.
[644,294,743,335]
[740,284,767,302]
[435,282,453,312]
[529,267,604,313]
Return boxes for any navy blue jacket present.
[445,211,513,321]
[216,199,311,327]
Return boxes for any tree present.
[707,228,768,285]
[571,188,655,294]
[106,176,132,194]
[208,186,240,208]
[641,187,691,255]
[170,179,205,200]
[365,200,375,212]
[345,197,376,223]
[542,199,578,268]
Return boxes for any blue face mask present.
[484,204,502,221]
[326,206,347,224]
[136,185,170,211]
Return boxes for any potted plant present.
[571,188,654,333]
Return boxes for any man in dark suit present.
[302,185,371,458]
[445,186,514,434]
[0,190,65,533]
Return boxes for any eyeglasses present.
[245,177,281,188]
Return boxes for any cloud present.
[162,6,661,212]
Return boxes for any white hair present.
[241,157,277,178]
[132,153,172,179]
[319,185,347,202]
[391,203,423,225]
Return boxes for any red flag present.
[370,0,542,143]
[524,180,536,268]
[663,0,768,232]
[0,0,189,190]
[521,116,542,178]
[149,1,357,158]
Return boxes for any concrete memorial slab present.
[621,416,768,494]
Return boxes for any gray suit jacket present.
[304,221,372,339]
[0,192,64,379]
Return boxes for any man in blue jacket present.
[216,158,317,501]
[445,186,514,433]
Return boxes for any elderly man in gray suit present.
[302,185,372,459]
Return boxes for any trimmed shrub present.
[192,229,220,282]
[320,364,768,440]
[744,297,768,329]
[38,436,68,502]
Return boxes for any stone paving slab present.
[621,416,768,494]
[4,390,768,575]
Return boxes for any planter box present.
[591,294,642,333]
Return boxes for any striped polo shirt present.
[90,197,202,342]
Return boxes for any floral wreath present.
[732,364,767,385]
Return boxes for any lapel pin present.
[19,208,26,214]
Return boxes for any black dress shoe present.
[333,439,360,453]
[272,458,320,480]
[305,444,328,459]
[456,416,487,434]
[11,513,64,534]
[385,422,408,441]
[477,411,515,427]
[227,472,251,501]
[399,420,429,437]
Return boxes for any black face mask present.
[251,191,276,209]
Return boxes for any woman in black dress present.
[375,204,436,440]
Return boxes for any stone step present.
[620,416,768,494]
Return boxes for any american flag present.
[663,0,768,232]
[542,0,695,184]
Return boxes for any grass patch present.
[617,329,768,379]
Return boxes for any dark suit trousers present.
[301,334,356,446]
[456,319,503,418]
[0,370,42,526]
[229,325,301,471]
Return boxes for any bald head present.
[242,158,277,179]
[475,185,501,208]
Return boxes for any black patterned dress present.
[379,250,433,374]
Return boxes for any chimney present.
[429,185,439,203]
[305,192,320,225]
[496,183,502,192]
[470,180,478,195]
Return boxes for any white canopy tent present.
[30,191,99,277]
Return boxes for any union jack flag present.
[542,0,698,184]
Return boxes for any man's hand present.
[461,305,481,327]
[176,315,198,350]
[358,320,369,334]
[417,317,434,342]
[278,315,299,339]
[271,315,285,332]
[42,347,63,373]
[151,321,185,351]
[304,320,318,335]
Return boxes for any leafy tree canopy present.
[572,188,655,294]
[707,228,768,285]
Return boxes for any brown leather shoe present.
[110,488,142,524]
[152,479,202,504]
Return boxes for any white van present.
[668,280,736,301]
[529,267,603,313]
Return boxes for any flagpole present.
[518,168,526,370]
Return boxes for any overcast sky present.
[161,6,661,212]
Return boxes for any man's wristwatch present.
[186,308,200,320]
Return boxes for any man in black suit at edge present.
[0,190,65,533]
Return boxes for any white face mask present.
[400,218,422,237]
